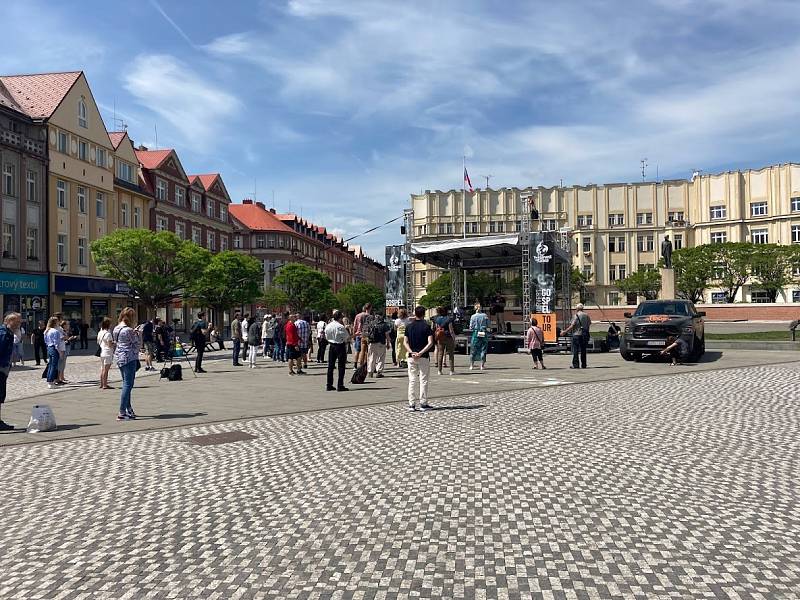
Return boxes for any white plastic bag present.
[27,404,57,433]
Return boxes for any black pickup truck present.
[620,300,706,362]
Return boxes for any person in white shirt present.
[96,317,115,389]
[324,311,350,392]
[316,318,327,363]
[241,314,250,357]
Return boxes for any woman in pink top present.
[525,318,546,370]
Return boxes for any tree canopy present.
[672,245,715,303]
[187,251,263,314]
[616,267,661,300]
[336,283,385,316]
[272,263,333,312]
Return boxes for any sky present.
[3,0,800,262]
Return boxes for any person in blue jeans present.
[562,303,592,369]
[113,307,141,421]
[43,316,63,389]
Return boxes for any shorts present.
[288,347,301,359]
[144,341,157,358]
[100,355,113,366]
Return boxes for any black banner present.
[385,245,406,307]
[531,232,556,314]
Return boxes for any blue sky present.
[3,0,800,260]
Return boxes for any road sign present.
[531,312,557,343]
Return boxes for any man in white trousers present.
[403,305,434,412]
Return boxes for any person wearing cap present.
[324,311,350,391]
[562,303,592,369]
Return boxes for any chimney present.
[137,144,148,151]
[242,199,253,204]
[256,201,265,209]
[269,208,276,214]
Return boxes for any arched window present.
[78,97,87,128]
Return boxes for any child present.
[660,335,688,366]
[525,318,546,370]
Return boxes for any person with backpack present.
[562,303,592,369]
[247,317,261,368]
[525,317,546,370]
[367,314,390,378]
[433,306,456,376]
[469,303,491,371]
[190,312,209,373]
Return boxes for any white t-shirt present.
[13,327,24,344]
[316,320,326,339]
[97,329,114,358]
[242,319,249,341]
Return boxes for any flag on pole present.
[463,167,474,193]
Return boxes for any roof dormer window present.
[78,97,88,128]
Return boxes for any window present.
[750,290,771,303]
[57,234,67,265]
[608,292,620,306]
[156,216,168,232]
[117,161,134,183]
[420,271,427,286]
[26,226,38,260]
[711,292,727,304]
[609,236,625,253]
[278,236,284,248]
[233,235,242,249]
[542,219,557,231]
[26,170,37,202]
[618,265,626,279]
[133,207,141,228]
[78,237,87,266]
[582,238,591,253]
[582,265,592,280]
[577,214,593,228]
[219,204,227,222]
[78,97,87,128]
[496,221,504,233]
[268,236,276,248]
[57,131,68,153]
[793,290,800,303]
[792,197,800,212]
[207,200,214,218]
[608,213,624,226]
[446,222,454,234]
[175,187,185,206]
[636,235,654,252]
[515,220,521,232]
[57,180,68,209]
[256,234,266,249]
[2,223,16,258]
[712,262,725,279]
[95,192,105,219]
[192,227,201,244]
[221,236,228,251]
[175,222,185,239]
[191,193,200,212]
[750,201,768,217]
[674,234,683,250]
[751,228,768,244]
[78,140,87,161]
[792,225,800,244]
[710,205,726,220]
[121,203,129,227]
[636,212,653,225]
[437,223,447,234]
[208,231,216,251]
[668,211,685,222]
[710,231,727,244]
[467,222,478,234]
[609,266,618,282]
[489,221,496,233]
[95,147,107,168]
[3,163,15,196]
[156,179,167,201]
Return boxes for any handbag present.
[94,346,102,357]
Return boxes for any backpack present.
[361,315,376,342]
[168,364,183,381]
[434,323,446,343]
[351,363,367,384]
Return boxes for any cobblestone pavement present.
[2,362,799,599]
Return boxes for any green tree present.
[272,263,333,312]
[713,242,754,303]
[261,286,289,311]
[311,289,340,315]
[419,272,452,309]
[672,245,715,303]
[466,272,499,306]
[616,267,662,300]
[187,251,263,316]
[750,244,800,302]
[336,283,385,316]
[91,229,210,315]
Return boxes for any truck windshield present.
[634,302,690,316]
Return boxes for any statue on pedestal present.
[661,235,673,269]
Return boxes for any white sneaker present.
[449,370,455,376]
[437,369,443,376]
[407,405,417,412]
[48,383,55,389]
[480,363,485,371]
[469,364,474,371]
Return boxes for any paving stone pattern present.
[2,363,799,599]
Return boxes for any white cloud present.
[123,54,241,151]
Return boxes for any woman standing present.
[97,317,115,389]
[247,318,261,368]
[58,320,76,384]
[525,317,546,370]
[43,317,63,389]
[394,309,410,368]
[113,307,141,421]
[11,321,25,367]
[469,304,491,371]
[433,306,456,376]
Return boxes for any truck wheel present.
[621,350,635,361]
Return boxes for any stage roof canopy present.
[409,234,522,268]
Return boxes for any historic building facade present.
[410,162,800,306]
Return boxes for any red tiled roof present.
[229,203,295,233]
[108,131,127,149]
[0,72,81,119]
[194,174,220,190]
[187,175,202,187]
[0,81,23,113]
[135,149,173,170]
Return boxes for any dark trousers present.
[0,369,7,406]
[80,335,88,349]
[195,345,205,371]
[317,338,327,363]
[34,340,47,365]
[232,338,241,364]
[389,333,397,364]
[571,334,587,368]
[327,342,347,389]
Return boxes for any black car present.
[620,300,706,362]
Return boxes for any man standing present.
[285,313,300,376]
[0,312,21,430]
[295,313,310,375]
[79,318,89,350]
[367,314,390,378]
[231,312,243,366]
[562,303,592,369]
[352,303,371,370]
[316,316,327,363]
[325,311,350,392]
[30,320,47,366]
[273,314,286,362]
[241,314,250,359]
[191,312,210,373]
[141,317,156,372]
[261,315,274,359]
[404,305,434,412]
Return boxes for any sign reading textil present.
[0,272,49,295]
[385,245,406,307]
[531,233,556,314]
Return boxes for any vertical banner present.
[531,232,556,314]
[385,245,406,308]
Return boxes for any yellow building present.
[411,162,800,306]
[0,71,133,326]
[109,131,151,233]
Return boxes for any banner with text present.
[531,232,556,315]
[385,245,406,307]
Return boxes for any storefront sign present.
[62,299,84,311]
[0,272,48,295]
[55,275,130,295]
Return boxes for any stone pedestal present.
[660,267,676,300]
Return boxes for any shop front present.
[53,275,133,331]
[0,271,49,332]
